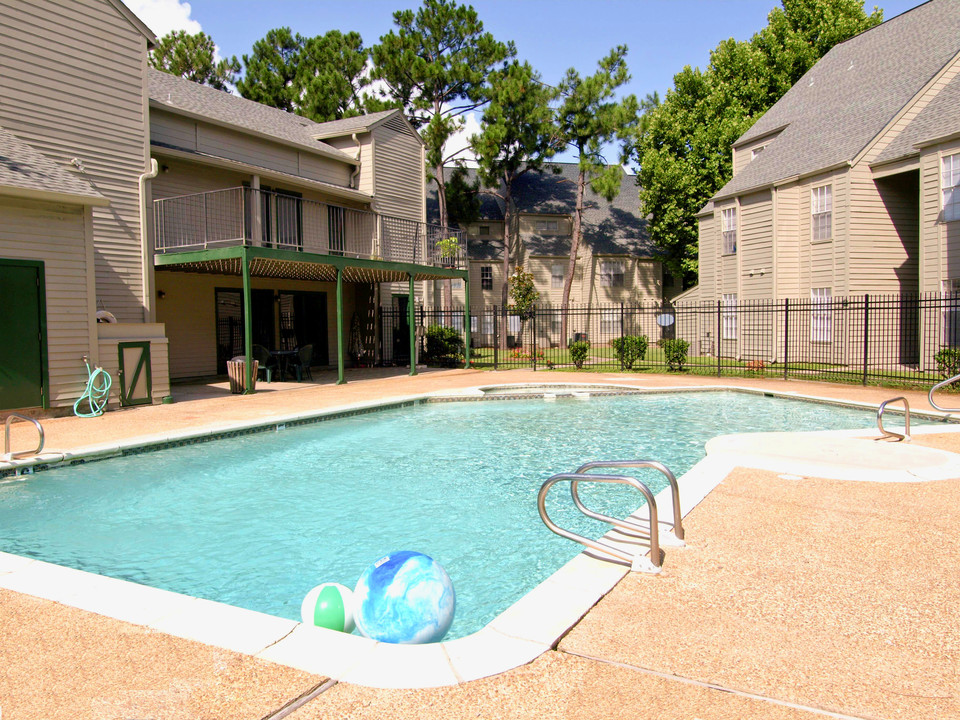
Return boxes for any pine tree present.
[149,30,240,91]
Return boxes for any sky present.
[127,0,925,165]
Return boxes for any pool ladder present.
[876,397,911,441]
[538,460,684,574]
[3,413,45,461]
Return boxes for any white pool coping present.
[2,383,960,688]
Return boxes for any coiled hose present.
[73,356,112,418]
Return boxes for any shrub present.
[935,347,960,378]
[745,359,766,374]
[422,324,464,367]
[660,338,690,371]
[611,335,649,370]
[569,340,590,369]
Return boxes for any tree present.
[471,60,559,349]
[636,0,882,287]
[149,30,240,91]
[555,46,638,343]
[371,0,515,309]
[509,266,539,347]
[237,28,370,122]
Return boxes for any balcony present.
[153,187,466,271]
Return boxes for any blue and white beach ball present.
[354,551,455,644]
[300,582,355,633]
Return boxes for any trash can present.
[227,357,259,394]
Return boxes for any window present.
[470,315,478,333]
[721,208,737,255]
[943,279,960,347]
[480,265,493,290]
[451,279,462,290]
[551,263,565,289]
[811,185,832,241]
[479,225,491,236]
[508,315,521,334]
[482,312,494,336]
[943,153,960,222]
[722,293,737,340]
[811,287,832,343]
[601,309,619,334]
[599,261,624,287]
[535,219,559,233]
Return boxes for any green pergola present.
[155,245,470,392]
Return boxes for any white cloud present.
[125,0,201,38]
[444,112,480,168]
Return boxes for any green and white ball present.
[301,583,355,633]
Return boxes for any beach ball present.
[300,582,355,633]
[354,551,455,644]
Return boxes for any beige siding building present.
[692,0,960,368]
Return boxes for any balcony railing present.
[154,187,466,270]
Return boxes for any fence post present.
[493,306,499,370]
[532,310,538,372]
[783,298,789,381]
[716,299,722,378]
[862,293,870,386]
[619,302,625,372]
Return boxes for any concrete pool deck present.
[2,368,960,718]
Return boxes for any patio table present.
[270,349,298,381]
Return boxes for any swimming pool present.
[0,390,920,640]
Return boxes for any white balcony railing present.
[154,187,466,270]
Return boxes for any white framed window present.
[599,261,624,287]
[721,208,737,255]
[479,224,491,236]
[450,313,463,331]
[551,263,565,289]
[942,153,960,222]
[470,315,478,333]
[942,279,960,347]
[480,265,492,290]
[535,219,559,233]
[601,309,619,334]
[482,312,493,335]
[810,287,832,343]
[722,293,737,340]
[811,185,832,241]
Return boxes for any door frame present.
[0,258,49,409]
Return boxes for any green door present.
[0,260,47,410]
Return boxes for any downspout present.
[349,133,362,189]
[139,158,160,323]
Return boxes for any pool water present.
[0,392,915,639]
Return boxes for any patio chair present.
[291,344,314,382]
[251,344,277,383]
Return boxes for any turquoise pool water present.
[0,391,917,639]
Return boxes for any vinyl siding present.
[0,0,149,322]
[739,191,774,300]
[732,133,779,177]
[96,323,170,404]
[797,169,847,295]
[697,213,717,302]
[325,134,374,195]
[775,183,800,298]
[921,138,960,291]
[0,197,95,408]
[372,119,424,222]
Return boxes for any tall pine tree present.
[150,30,240,91]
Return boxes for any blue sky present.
[129,0,924,164]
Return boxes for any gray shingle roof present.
[427,163,652,257]
[875,70,960,164]
[716,0,960,199]
[0,126,104,202]
[148,69,404,163]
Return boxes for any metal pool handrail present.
[877,397,911,441]
[575,459,684,541]
[929,371,960,412]
[538,472,662,572]
[3,413,45,461]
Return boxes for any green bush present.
[569,340,590,369]
[422,324,464,367]
[660,338,690,371]
[935,347,960,378]
[611,335,649,370]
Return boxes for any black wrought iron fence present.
[378,294,960,387]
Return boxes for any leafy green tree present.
[444,165,481,227]
[636,0,882,287]
[149,30,240,91]
[371,0,515,309]
[238,28,370,121]
[509,266,539,346]
[555,46,638,341]
[471,60,559,348]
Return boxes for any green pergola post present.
[463,275,471,368]
[241,247,254,394]
[408,273,417,376]
[336,267,346,385]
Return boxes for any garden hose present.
[73,356,112,418]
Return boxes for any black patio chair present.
[291,344,314,381]
[251,344,277,383]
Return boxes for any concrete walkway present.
[1,369,959,719]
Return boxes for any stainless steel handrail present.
[929,371,960,412]
[538,472,662,571]
[574,459,684,541]
[3,413,45,460]
[877,397,911,441]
